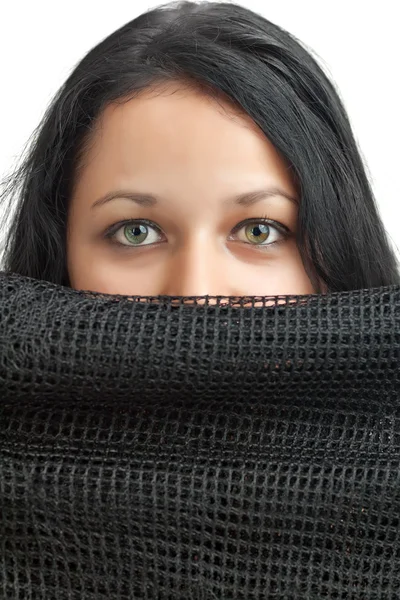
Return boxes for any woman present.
[1,0,398,297]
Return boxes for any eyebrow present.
[91,186,298,210]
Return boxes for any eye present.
[105,217,291,249]
[106,219,163,247]
[229,218,290,248]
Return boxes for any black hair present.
[1,0,399,293]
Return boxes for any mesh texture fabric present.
[1,271,400,599]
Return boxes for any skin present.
[67,80,316,298]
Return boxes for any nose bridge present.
[160,235,223,299]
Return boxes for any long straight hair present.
[1,0,399,293]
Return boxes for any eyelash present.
[104,215,292,251]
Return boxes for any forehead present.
[74,80,296,196]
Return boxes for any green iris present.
[124,224,148,245]
[122,222,270,246]
[245,223,269,244]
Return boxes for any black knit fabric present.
[1,270,400,599]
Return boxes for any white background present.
[0,0,399,265]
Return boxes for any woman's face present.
[67,81,316,297]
